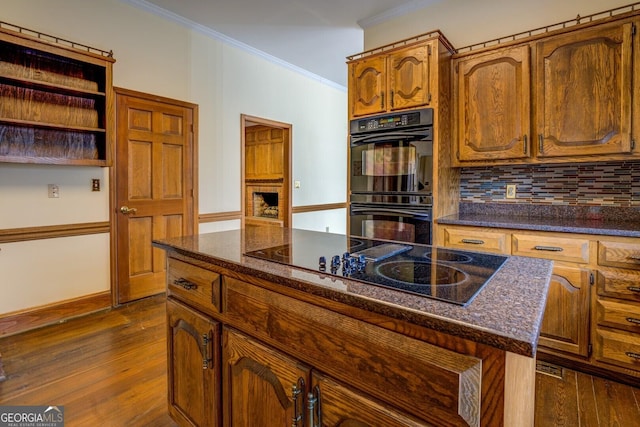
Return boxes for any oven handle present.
[350,206,431,219]
[350,130,432,146]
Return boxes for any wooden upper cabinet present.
[454,45,531,163]
[349,41,433,118]
[388,43,432,111]
[349,55,387,117]
[535,21,633,158]
[244,125,284,181]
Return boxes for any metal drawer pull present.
[174,278,197,290]
[625,351,640,360]
[534,245,564,252]
[628,286,640,293]
[461,239,485,245]
[629,254,640,262]
[626,317,640,325]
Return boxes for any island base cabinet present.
[167,299,221,427]
[222,327,311,427]
[222,327,432,427]
[311,371,431,427]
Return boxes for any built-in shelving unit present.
[0,23,114,166]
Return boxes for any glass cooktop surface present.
[244,232,507,306]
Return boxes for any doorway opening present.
[241,114,291,227]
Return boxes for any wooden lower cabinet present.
[223,327,427,427]
[222,328,310,427]
[538,264,591,357]
[167,299,221,427]
[438,224,640,383]
[164,252,536,426]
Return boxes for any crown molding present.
[120,0,346,92]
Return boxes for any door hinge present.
[588,343,593,356]
[428,44,432,55]
[632,139,636,150]
[589,272,594,285]
[632,23,637,36]
[428,93,432,103]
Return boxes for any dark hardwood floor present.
[1,295,639,426]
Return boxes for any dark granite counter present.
[154,226,553,357]
[438,203,640,237]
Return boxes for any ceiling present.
[135,0,443,88]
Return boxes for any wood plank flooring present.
[1,295,639,426]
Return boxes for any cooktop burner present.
[244,232,507,306]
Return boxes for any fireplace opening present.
[253,191,279,218]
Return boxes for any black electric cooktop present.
[244,233,508,306]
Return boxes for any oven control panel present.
[350,108,433,134]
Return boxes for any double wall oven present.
[349,108,434,245]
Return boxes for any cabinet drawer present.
[512,234,589,263]
[596,298,640,333]
[441,227,510,254]
[167,257,221,314]
[596,268,640,302]
[594,327,640,371]
[598,241,640,270]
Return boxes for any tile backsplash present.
[460,161,640,207]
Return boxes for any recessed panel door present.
[115,89,196,304]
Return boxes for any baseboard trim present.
[0,291,112,337]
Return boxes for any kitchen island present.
[154,225,553,427]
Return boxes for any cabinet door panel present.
[312,372,429,427]
[222,327,311,427]
[536,22,633,157]
[455,45,531,162]
[350,56,387,117]
[167,299,220,427]
[389,44,431,111]
[538,265,591,357]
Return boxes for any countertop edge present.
[154,238,551,358]
[437,216,640,238]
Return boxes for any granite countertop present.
[438,204,640,237]
[154,226,553,358]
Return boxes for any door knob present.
[120,206,137,214]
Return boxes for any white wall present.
[0,0,347,314]
[363,0,633,50]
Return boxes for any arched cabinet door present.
[388,42,433,111]
[454,44,531,163]
[167,299,220,427]
[349,56,387,118]
[535,21,633,158]
[222,327,311,427]
[538,265,591,357]
[311,372,428,427]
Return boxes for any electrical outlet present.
[506,184,516,199]
[294,180,301,189]
[48,184,59,198]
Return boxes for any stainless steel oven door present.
[349,203,432,245]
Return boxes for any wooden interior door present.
[114,88,197,304]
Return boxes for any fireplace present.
[253,191,279,218]
[246,184,284,223]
